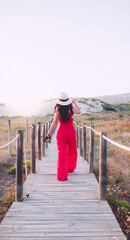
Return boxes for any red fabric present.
[56,115,77,181]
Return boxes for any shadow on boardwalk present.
[0,131,126,239]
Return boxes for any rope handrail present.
[79,126,83,129]
[91,127,130,151]
[103,135,130,152]
[74,121,79,128]
[92,128,100,136]
[0,134,20,150]
[74,120,130,152]
[84,125,91,129]
[74,121,90,129]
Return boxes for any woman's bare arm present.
[72,99,81,115]
[47,109,59,136]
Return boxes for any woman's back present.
[58,112,73,127]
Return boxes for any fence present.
[0,117,129,202]
[73,121,130,200]
[0,117,53,202]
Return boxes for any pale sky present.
[0,0,130,112]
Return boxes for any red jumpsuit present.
[56,114,77,181]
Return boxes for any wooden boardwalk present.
[0,131,126,239]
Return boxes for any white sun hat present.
[56,92,72,106]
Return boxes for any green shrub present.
[107,195,130,212]
[23,160,31,169]
[7,167,16,174]
[7,160,31,174]
[116,104,130,112]
[78,100,86,104]
[102,103,117,112]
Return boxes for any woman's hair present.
[55,104,73,122]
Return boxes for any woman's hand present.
[71,98,75,104]
[43,135,51,143]
[71,98,81,115]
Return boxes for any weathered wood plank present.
[0,131,126,239]
[0,237,126,240]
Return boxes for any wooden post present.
[38,122,41,160]
[83,123,87,160]
[16,129,23,202]
[31,124,36,173]
[76,123,79,149]
[48,121,51,143]
[26,119,28,142]
[46,122,48,148]
[88,125,94,173]
[79,126,82,156]
[42,124,45,156]
[8,120,11,159]
[99,131,107,200]
[49,121,51,129]
[35,118,37,135]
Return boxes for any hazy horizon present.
[0,92,130,117]
[0,0,130,114]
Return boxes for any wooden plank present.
[0,232,126,238]
[0,131,126,239]
[0,237,126,240]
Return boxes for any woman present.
[47,92,81,181]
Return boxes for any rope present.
[103,135,130,152]
[74,120,130,152]
[74,121,90,129]
[73,121,79,128]
[92,128,100,136]
[79,126,83,129]
[91,127,130,151]
[84,125,91,129]
[0,134,20,150]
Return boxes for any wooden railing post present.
[88,125,94,173]
[48,121,51,143]
[8,120,11,159]
[49,121,51,129]
[79,126,82,156]
[16,129,23,202]
[83,123,86,160]
[38,122,41,160]
[35,118,37,135]
[31,124,36,173]
[46,122,48,148]
[42,124,45,156]
[99,131,107,200]
[26,119,28,142]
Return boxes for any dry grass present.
[75,112,130,184]
[0,116,51,163]
[0,186,15,223]
[74,112,130,238]
[0,115,50,223]
[0,113,129,237]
